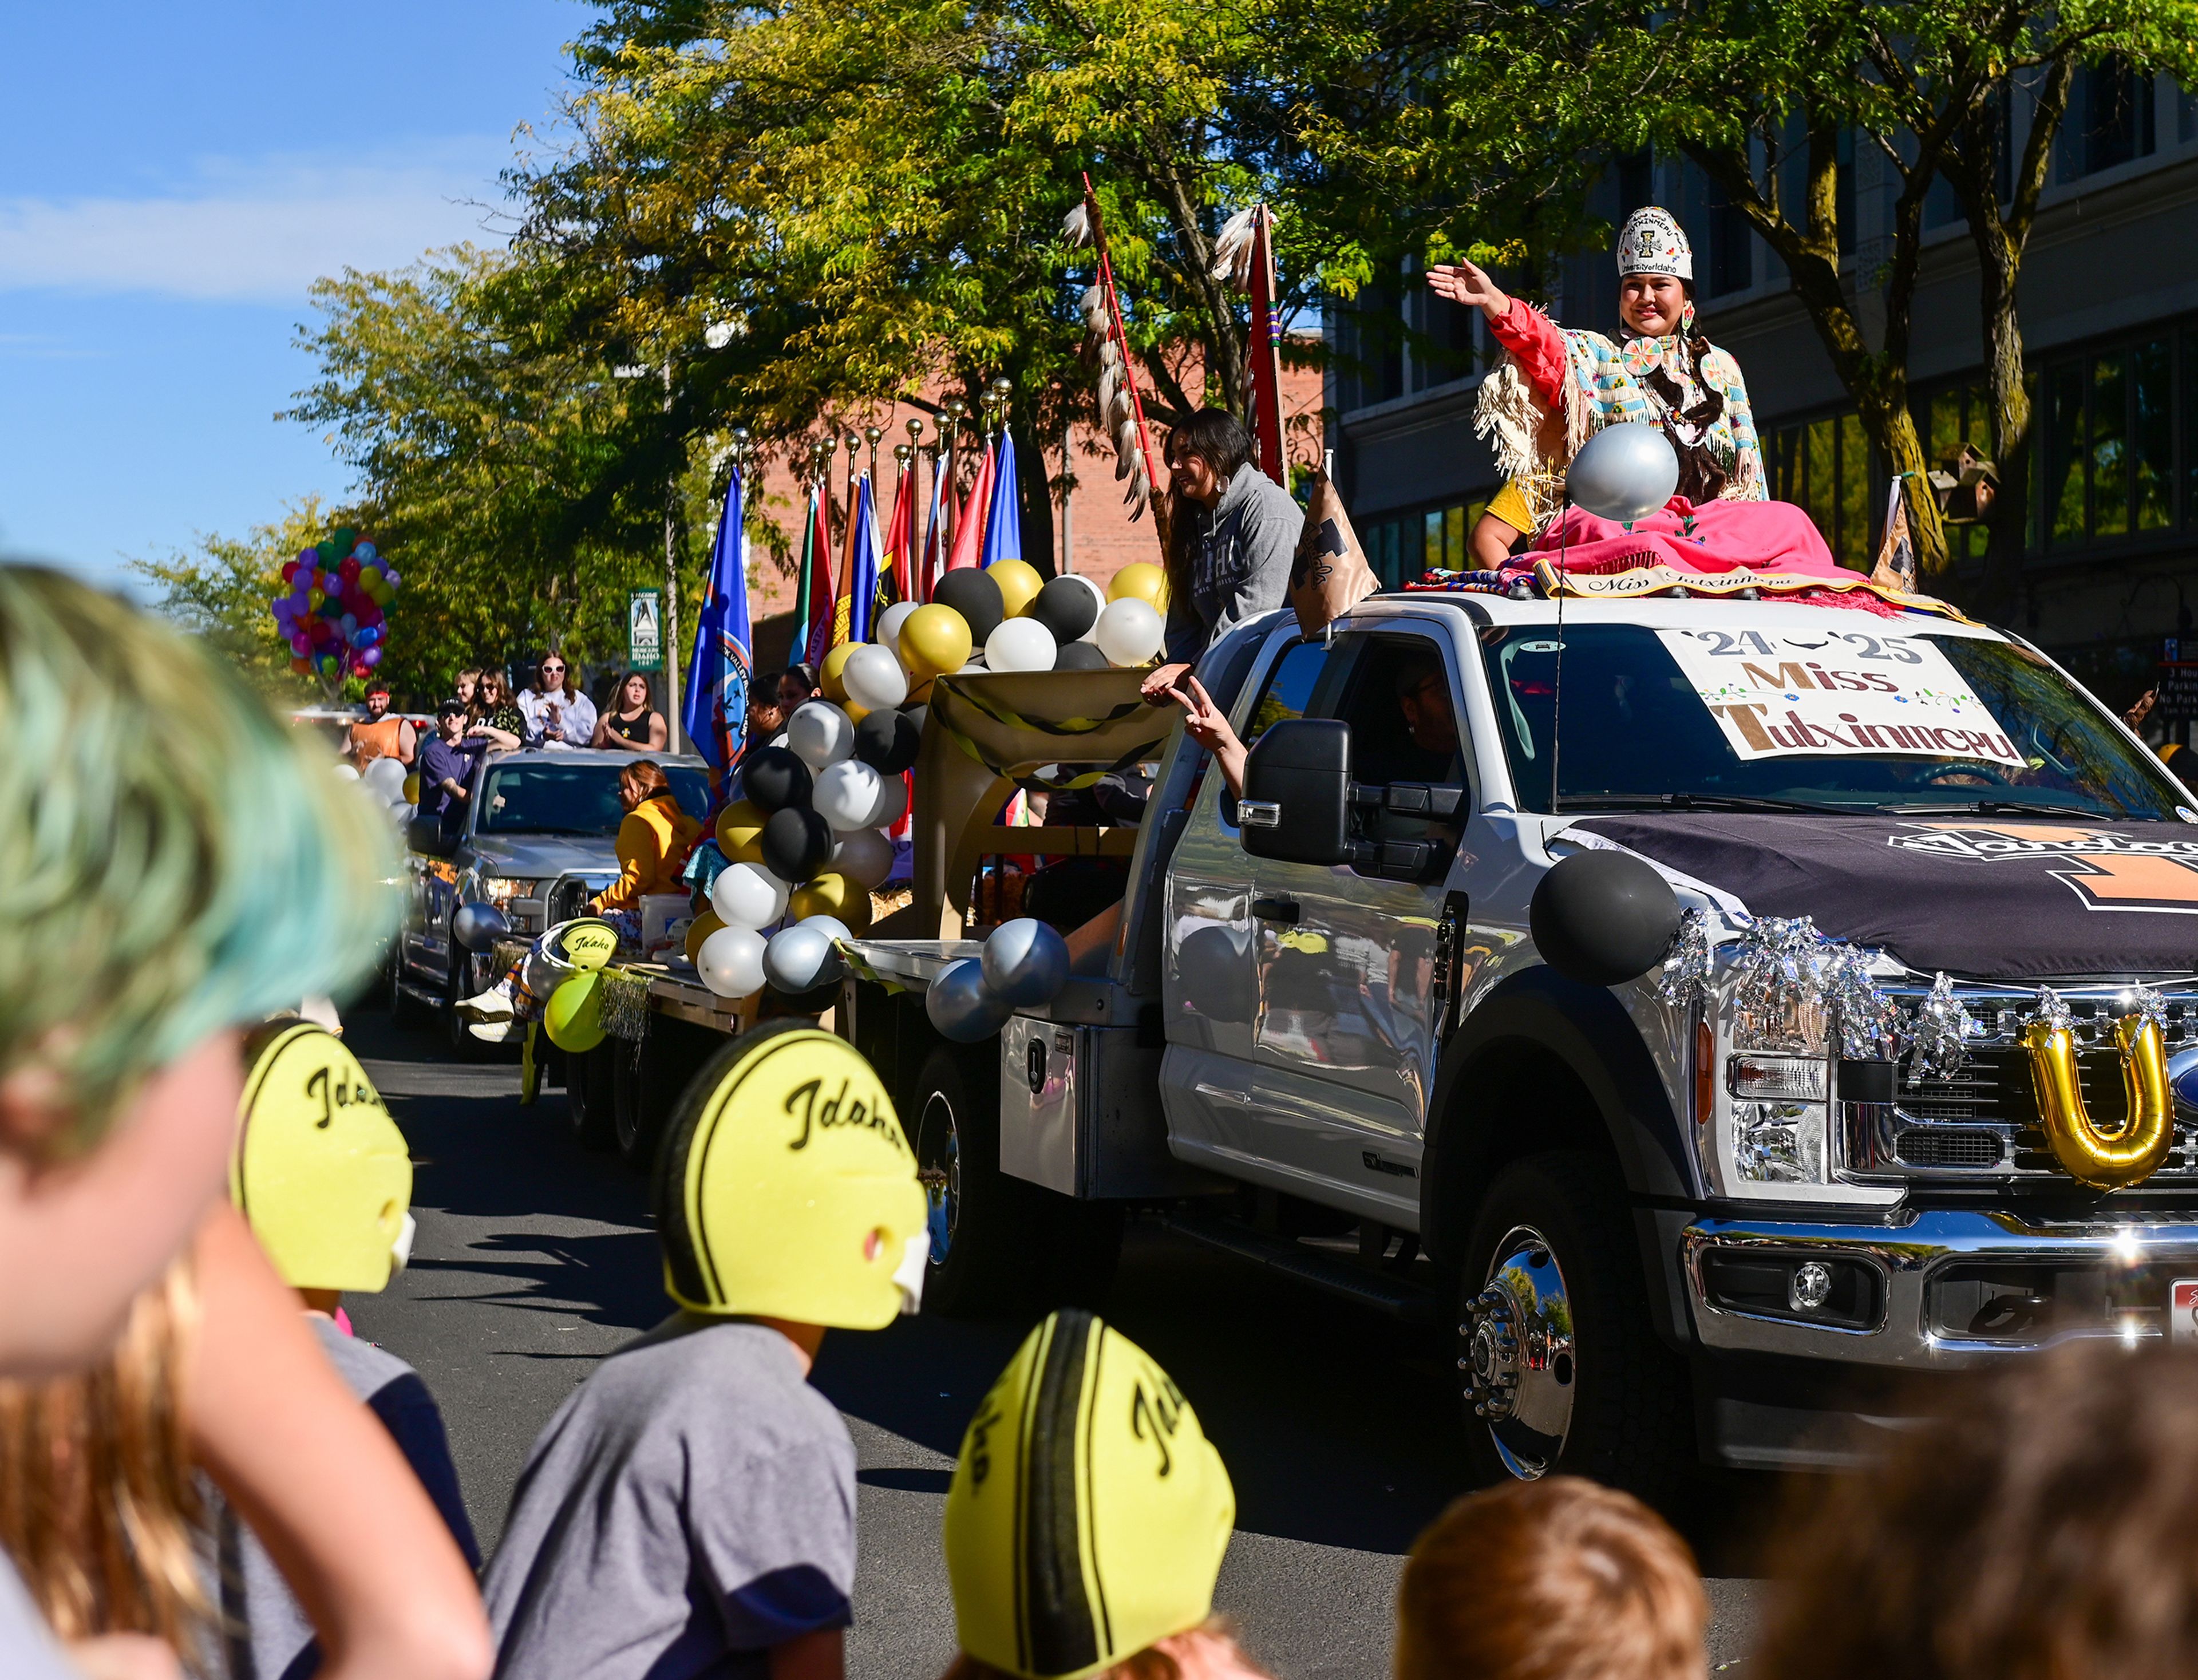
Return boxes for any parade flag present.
[946,442,995,572]
[1246,206,1287,488]
[845,475,883,643]
[790,485,820,670]
[881,461,914,613]
[830,471,864,647]
[920,452,948,600]
[981,428,1022,568]
[683,462,753,777]
[802,480,836,669]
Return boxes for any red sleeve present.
[1487,298,1573,410]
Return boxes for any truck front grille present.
[1840,985,2198,1184]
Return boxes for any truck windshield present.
[476,762,713,836]
[1480,623,2188,819]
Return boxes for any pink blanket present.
[1508,497,1904,616]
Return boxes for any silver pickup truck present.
[390,748,711,1049]
[813,589,2198,1495]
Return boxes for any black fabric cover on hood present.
[1574,815,2198,981]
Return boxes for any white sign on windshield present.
[1657,627,2023,767]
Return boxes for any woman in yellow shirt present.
[588,760,703,915]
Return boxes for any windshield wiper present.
[1556,792,1852,815]
[1880,799,2105,817]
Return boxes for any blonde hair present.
[0,1260,211,1654]
[1396,1477,1706,1680]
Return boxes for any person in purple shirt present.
[414,700,487,853]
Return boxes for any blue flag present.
[683,461,753,778]
[980,428,1022,567]
[847,474,881,643]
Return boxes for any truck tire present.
[611,1037,652,1169]
[567,1044,616,1152]
[1456,1152,1690,1503]
[908,1043,1123,1318]
[388,944,428,1027]
[616,1019,724,1179]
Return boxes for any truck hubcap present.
[916,1092,960,1263]
[1462,1224,1576,1480]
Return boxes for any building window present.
[1764,412,1877,566]
[2039,334,2175,550]
[2063,59,2156,180]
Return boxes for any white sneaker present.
[454,985,515,1024]
[467,1018,517,1043]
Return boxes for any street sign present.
[628,589,664,673]
[2158,638,2198,720]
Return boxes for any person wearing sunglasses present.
[517,651,598,751]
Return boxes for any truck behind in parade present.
[523,588,2198,1494]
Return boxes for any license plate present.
[2173,1280,2198,1343]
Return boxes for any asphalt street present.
[344,1005,1774,1679]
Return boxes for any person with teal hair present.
[0,566,493,1680]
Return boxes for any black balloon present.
[1030,576,1099,643]
[1528,852,1682,987]
[742,746,813,814]
[855,706,922,774]
[933,568,1005,644]
[761,806,836,884]
[1051,641,1109,671]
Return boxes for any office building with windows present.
[1326,67,2198,711]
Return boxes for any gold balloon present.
[2021,1012,2174,1188]
[790,872,872,932]
[402,773,420,804]
[900,604,973,680]
[987,558,1043,620]
[1109,561,1168,612]
[714,799,767,863]
[820,642,859,702]
[683,910,725,967]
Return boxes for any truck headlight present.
[481,875,544,905]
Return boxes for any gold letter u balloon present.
[2021,1014,2174,1189]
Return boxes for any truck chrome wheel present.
[916,1090,961,1264]
[1462,1223,1576,1480]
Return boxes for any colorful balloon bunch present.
[269,527,401,686]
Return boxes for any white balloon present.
[842,643,909,711]
[864,772,908,829]
[709,860,790,930]
[1093,598,1164,667]
[814,758,884,832]
[332,762,361,781]
[833,828,895,890]
[786,701,855,770]
[764,922,845,993]
[696,926,768,999]
[362,756,408,799]
[986,616,1058,674]
[1061,573,1106,642]
[876,600,920,661]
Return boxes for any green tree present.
[129,499,341,701]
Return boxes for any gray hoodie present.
[1163,468,1305,664]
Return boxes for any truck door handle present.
[1252,896,1300,925]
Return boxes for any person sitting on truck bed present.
[1164,648,1460,801]
[587,759,701,919]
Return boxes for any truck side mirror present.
[1529,851,1682,986]
[1239,718,1353,865]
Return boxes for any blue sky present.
[0,1,588,587]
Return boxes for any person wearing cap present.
[346,680,417,772]
[940,1309,1263,1680]
[214,1019,482,1680]
[483,1023,931,1680]
[414,699,488,854]
[0,566,491,1680]
[1428,207,1765,531]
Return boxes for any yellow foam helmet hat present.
[231,1023,415,1292]
[658,1023,928,1329]
[945,1311,1236,1680]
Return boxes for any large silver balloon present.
[1567,422,1679,523]
[926,957,1012,1044]
[980,918,1071,1009]
[763,920,845,994]
[452,900,511,954]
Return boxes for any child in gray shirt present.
[482,1023,930,1680]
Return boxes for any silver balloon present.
[926,957,1012,1045]
[763,922,845,994]
[980,918,1070,1009]
[1567,422,1679,523]
[452,900,511,954]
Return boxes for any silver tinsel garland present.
[1910,973,1968,1078]
[1655,909,1713,1007]
[1657,911,1899,1060]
